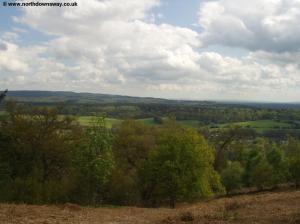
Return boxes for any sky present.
[0,0,300,102]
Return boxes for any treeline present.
[0,103,299,208]
[206,127,300,192]
[8,101,300,125]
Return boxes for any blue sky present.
[0,0,300,102]
[0,5,54,44]
[153,0,202,28]
[1,5,20,31]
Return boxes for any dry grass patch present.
[0,190,299,224]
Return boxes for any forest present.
[0,90,299,208]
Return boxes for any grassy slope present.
[1,190,299,224]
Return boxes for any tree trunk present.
[169,197,176,209]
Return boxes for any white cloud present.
[0,40,30,73]
[199,0,300,52]
[14,0,202,85]
[1,0,300,101]
[17,0,160,35]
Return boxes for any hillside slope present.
[1,190,299,224]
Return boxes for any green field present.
[77,116,122,128]
[76,117,203,128]
[136,118,157,125]
[77,116,161,127]
[212,120,300,133]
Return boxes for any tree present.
[108,120,158,205]
[243,138,289,190]
[221,161,244,193]
[0,102,83,203]
[73,117,115,205]
[211,126,256,171]
[244,139,268,188]
[113,120,157,170]
[249,157,274,190]
[285,137,300,188]
[266,144,288,186]
[139,122,224,208]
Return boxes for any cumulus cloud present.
[0,40,30,73]
[1,0,300,101]
[13,0,202,87]
[199,0,300,52]
[17,0,160,35]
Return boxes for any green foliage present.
[113,120,157,169]
[212,126,255,172]
[285,138,300,187]
[72,117,115,205]
[249,157,274,190]
[266,144,289,185]
[109,120,157,205]
[221,161,244,193]
[242,139,289,189]
[0,102,82,203]
[139,122,224,208]
[219,120,293,131]
[0,100,298,207]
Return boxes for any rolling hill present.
[5,90,300,109]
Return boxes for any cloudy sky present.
[0,0,300,102]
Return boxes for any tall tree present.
[109,120,158,205]
[139,122,224,208]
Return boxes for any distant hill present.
[6,90,173,105]
[4,90,300,109]
[5,90,214,106]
